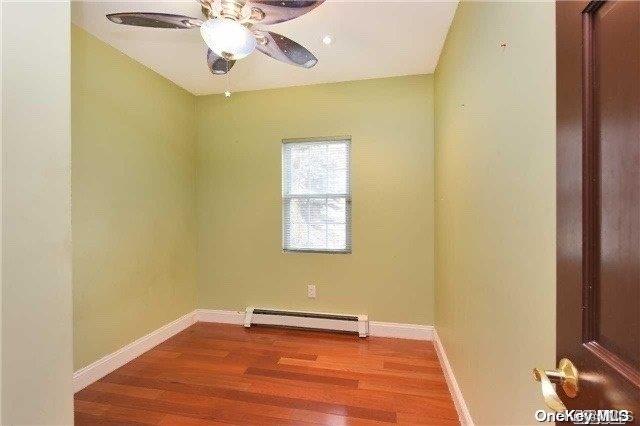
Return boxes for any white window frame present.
[281,136,352,254]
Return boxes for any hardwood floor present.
[74,322,458,425]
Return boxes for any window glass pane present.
[289,222,308,249]
[308,224,327,247]
[288,198,308,223]
[289,144,326,195]
[308,198,327,223]
[327,224,346,250]
[326,144,348,194]
[326,198,346,223]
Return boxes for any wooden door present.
[557,0,640,417]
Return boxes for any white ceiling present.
[72,1,458,95]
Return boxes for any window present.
[282,137,351,253]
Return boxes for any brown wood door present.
[557,0,640,418]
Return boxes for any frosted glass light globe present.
[200,18,256,60]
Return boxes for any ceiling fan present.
[106,0,324,76]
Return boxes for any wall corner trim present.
[433,329,475,425]
[72,311,196,392]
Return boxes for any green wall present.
[434,2,556,424]
[72,26,198,370]
[196,75,435,324]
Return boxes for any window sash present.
[282,137,351,253]
[282,196,351,253]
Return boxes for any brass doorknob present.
[532,358,579,412]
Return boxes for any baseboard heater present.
[244,307,369,337]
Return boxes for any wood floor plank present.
[100,373,397,423]
[102,405,166,425]
[251,355,449,388]
[238,376,458,420]
[91,381,164,399]
[75,411,147,426]
[158,414,229,426]
[383,361,442,374]
[278,356,443,380]
[159,389,377,425]
[108,367,456,421]
[245,366,360,388]
[74,400,110,416]
[75,322,458,425]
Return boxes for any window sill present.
[283,249,351,255]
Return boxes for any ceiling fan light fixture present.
[200,18,256,60]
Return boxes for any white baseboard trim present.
[194,308,244,324]
[368,321,434,340]
[433,329,474,426]
[195,310,435,341]
[72,311,196,393]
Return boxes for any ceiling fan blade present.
[255,31,317,68]
[207,49,235,75]
[249,1,324,25]
[106,13,203,29]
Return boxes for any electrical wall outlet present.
[307,284,316,299]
